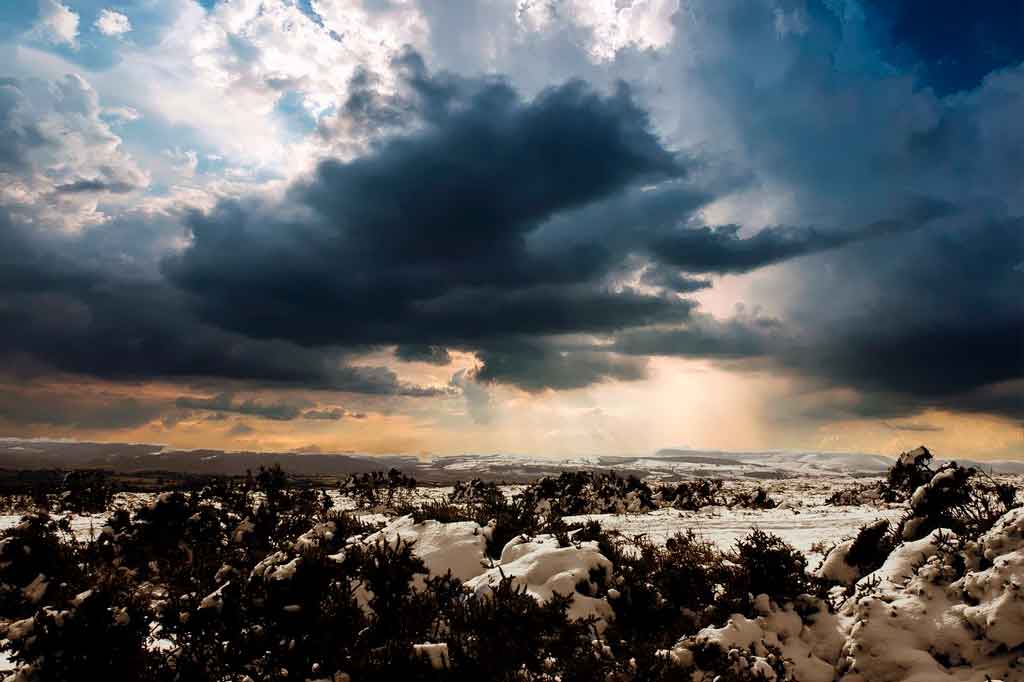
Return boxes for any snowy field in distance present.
[0,476,911,560]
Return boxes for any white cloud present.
[102,105,142,123]
[94,9,132,37]
[517,0,679,62]
[0,73,148,230]
[36,0,79,47]
[164,148,200,177]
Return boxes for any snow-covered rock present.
[413,642,450,670]
[362,515,490,584]
[465,534,613,626]
[819,540,860,585]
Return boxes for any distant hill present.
[0,438,1021,483]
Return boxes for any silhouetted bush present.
[341,468,417,510]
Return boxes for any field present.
[0,449,1022,681]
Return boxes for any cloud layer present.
[0,0,1020,447]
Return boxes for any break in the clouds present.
[0,0,1020,456]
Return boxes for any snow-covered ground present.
[0,478,903,556]
[564,504,903,560]
[3,469,1023,680]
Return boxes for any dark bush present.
[522,471,657,518]
[657,479,726,510]
[721,529,814,614]
[899,463,1019,542]
[2,576,150,682]
[844,519,898,576]
[341,468,417,510]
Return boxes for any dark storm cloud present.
[612,309,783,359]
[53,178,138,194]
[175,393,306,421]
[647,198,956,274]
[474,340,648,393]
[0,389,163,430]
[1,14,1020,423]
[165,61,695,354]
[0,208,447,397]
[862,0,1024,95]
[775,217,1024,421]
[591,0,1024,423]
[172,399,352,424]
[638,266,711,294]
[394,345,452,366]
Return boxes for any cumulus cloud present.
[0,74,148,229]
[94,9,132,37]
[164,60,692,356]
[517,0,679,62]
[35,0,79,47]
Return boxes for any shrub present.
[844,519,898,576]
[721,530,814,614]
[900,463,1018,541]
[657,479,726,510]
[879,446,935,502]
[341,468,417,510]
[0,514,89,619]
[522,471,657,518]
[1,577,150,682]
[729,487,778,510]
[57,469,115,513]
[443,574,604,680]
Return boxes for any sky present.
[0,0,1021,459]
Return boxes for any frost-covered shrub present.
[447,488,543,560]
[657,478,726,510]
[0,514,86,618]
[900,463,1018,542]
[657,480,777,511]
[819,519,898,589]
[880,445,935,502]
[4,464,1018,682]
[2,577,149,682]
[600,530,725,665]
[827,446,936,506]
[825,483,880,506]
[833,509,1024,681]
[449,478,505,507]
[523,471,657,518]
[397,499,474,524]
[729,487,779,510]
[721,530,816,615]
[667,627,790,682]
[443,574,606,681]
